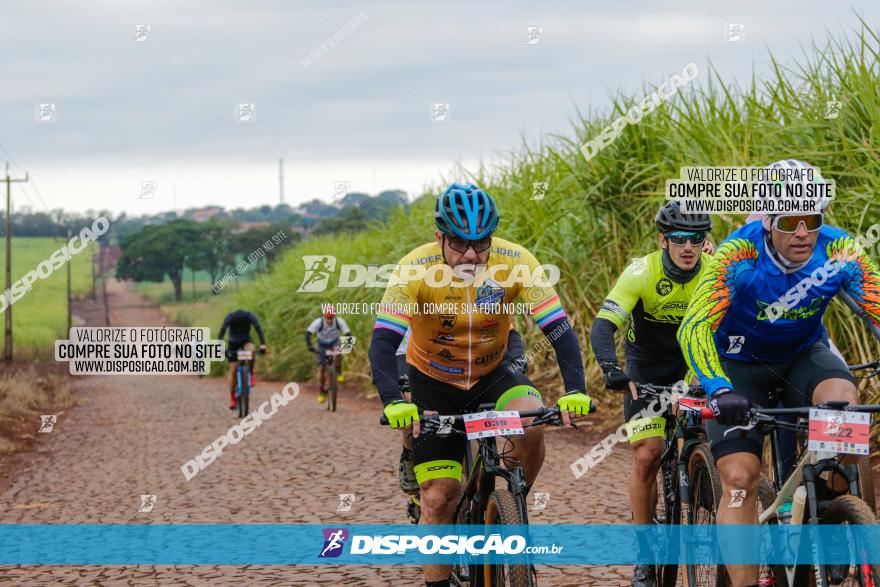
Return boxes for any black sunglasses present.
[445,235,493,253]
[664,231,707,247]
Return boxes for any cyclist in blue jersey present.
[678,160,880,587]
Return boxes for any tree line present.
[115,218,300,301]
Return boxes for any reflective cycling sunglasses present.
[664,231,707,247]
[445,234,493,253]
[772,214,823,234]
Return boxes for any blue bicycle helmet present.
[434,183,499,239]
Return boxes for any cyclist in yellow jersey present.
[590,201,713,587]
[368,182,591,587]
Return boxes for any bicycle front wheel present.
[238,365,250,418]
[328,363,337,412]
[484,490,533,587]
[819,495,880,587]
[654,460,680,587]
[685,443,729,587]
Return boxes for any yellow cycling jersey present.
[374,237,564,389]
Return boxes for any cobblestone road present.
[0,281,634,586]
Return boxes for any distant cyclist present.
[678,159,880,587]
[218,309,267,410]
[306,308,352,403]
[369,182,591,586]
[590,200,713,587]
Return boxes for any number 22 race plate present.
[463,411,524,440]
[807,409,870,455]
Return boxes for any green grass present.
[0,237,96,360]
[244,23,880,405]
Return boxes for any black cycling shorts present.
[408,359,542,485]
[225,338,253,362]
[708,342,856,462]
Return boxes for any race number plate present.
[463,411,524,440]
[236,350,253,360]
[676,397,706,412]
[807,409,870,455]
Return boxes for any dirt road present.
[0,280,635,586]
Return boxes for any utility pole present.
[4,163,28,364]
[67,229,72,335]
[279,158,285,204]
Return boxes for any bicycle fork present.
[802,459,864,587]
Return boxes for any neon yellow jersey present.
[374,237,565,389]
[596,251,711,359]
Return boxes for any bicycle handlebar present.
[703,401,880,430]
[379,406,568,427]
[848,360,880,372]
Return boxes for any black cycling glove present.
[601,364,632,392]
[708,389,751,426]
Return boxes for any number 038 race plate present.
[807,409,870,455]
[463,411,524,440]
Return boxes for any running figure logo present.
[339,336,356,354]
[825,413,844,437]
[531,492,550,511]
[726,336,745,354]
[297,255,337,292]
[319,528,349,558]
[531,182,548,200]
[138,495,157,513]
[38,415,57,433]
[337,494,356,512]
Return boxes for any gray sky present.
[2,1,877,215]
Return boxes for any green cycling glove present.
[556,391,592,416]
[384,400,420,429]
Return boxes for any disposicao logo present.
[319,528,349,558]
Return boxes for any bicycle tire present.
[818,495,880,587]
[238,365,250,418]
[654,460,680,587]
[685,443,730,587]
[453,479,480,587]
[328,362,337,412]
[484,489,532,587]
[857,457,876,514]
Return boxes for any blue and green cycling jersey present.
[677,221,880,396]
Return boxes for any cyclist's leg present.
[785,342,859,491]
[468,358,544,486]
[709,359,778,587]
[409,367,466,583]
[335,345,343,379]
[623,359,682,525]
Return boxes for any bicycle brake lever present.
[722,421,756,436]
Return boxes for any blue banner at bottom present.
[1,524,878,565]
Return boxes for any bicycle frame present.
[743,403,880,587]
[661,399,710,587]
[454,422,531,529]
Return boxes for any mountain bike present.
[319,348,342,412]
[381,403,588,586]
[234,347,266,418]
[235,349,254,418]
[635,382,729,587]
[703,401,880,587]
